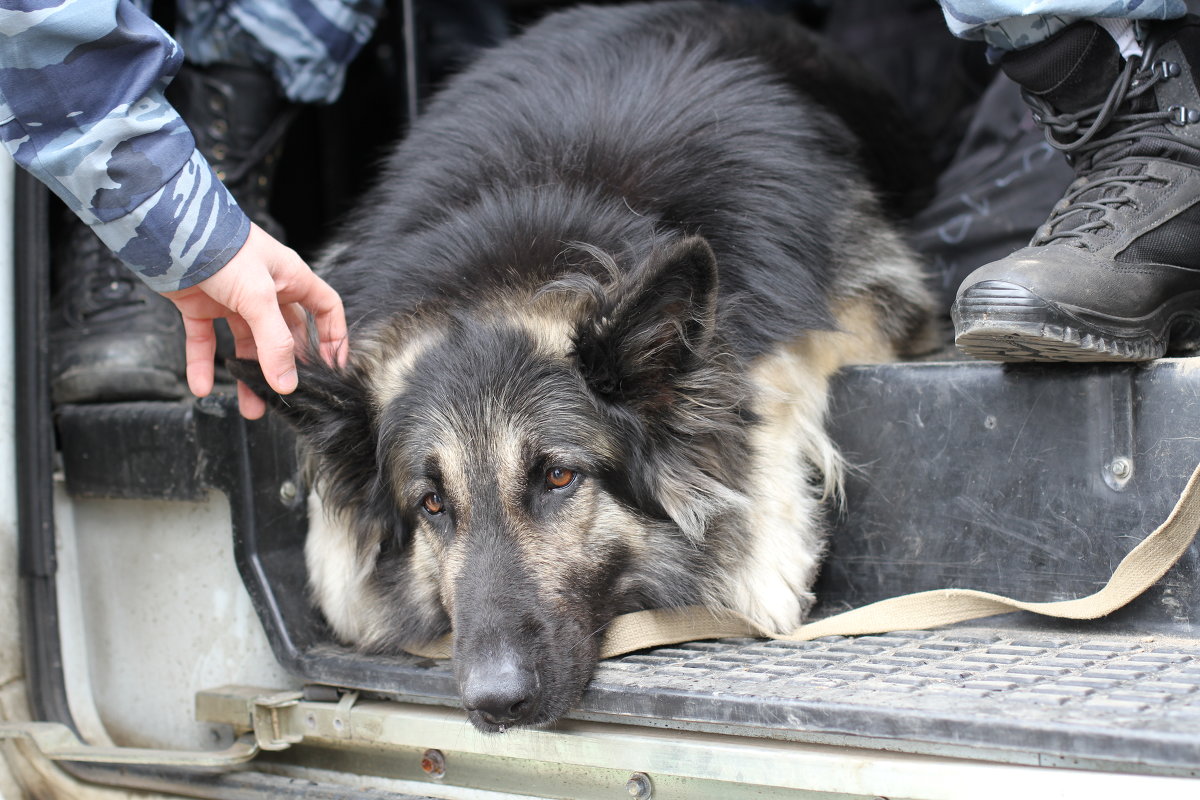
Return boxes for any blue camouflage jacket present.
[0,0,249,292]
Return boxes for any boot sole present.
[952,281,1200,363]
[52,367,187,405]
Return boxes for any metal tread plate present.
[584,628,1200,767]
[296,626,1200,772]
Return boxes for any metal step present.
[820,357,1200,634]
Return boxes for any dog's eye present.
[421,492,445,515]
[545,467,577,490]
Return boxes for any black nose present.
[460,653,540,727]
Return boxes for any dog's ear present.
[227,357,369,431]
[573,236,718,413]
[227,357,400,543]
[573,238,754,541]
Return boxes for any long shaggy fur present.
[232,0,934,732]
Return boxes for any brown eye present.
[422,492,445,515]
[545,467,576,489]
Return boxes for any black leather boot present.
[49,215,188,404]
[952,19,1200,361]
[167,62,298,240]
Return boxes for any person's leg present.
[170,0,384,237]
[175,0,384,105]
[939,2,1184,52]
[941,2,1200,361]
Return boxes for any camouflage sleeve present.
[938,1,1187,49]
[0,0,251,292]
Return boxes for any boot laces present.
[1026,39,1200,246]
[64,228,146,322]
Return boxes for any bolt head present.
[421,748,446,779]
[625,772,652,799]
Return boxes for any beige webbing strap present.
[405,462,1200,661]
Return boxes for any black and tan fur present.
[233,1,934,731]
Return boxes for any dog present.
[232,0,934,732]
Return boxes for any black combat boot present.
[952,19,1200,361]
[49,216,188,404]
[167,62,298,240]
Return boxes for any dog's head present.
[232,237,754,731]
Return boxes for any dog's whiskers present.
[568,620,613,654]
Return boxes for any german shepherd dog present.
[235,1,933,731]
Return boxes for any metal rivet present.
[983,415,997,430]
[1154,60,1182,78]
[280,480,298,503]
[421,748,446,779]
[626,772,652,799]
[305,713,316,729]
[332,717,343,731]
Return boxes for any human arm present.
[0,0,346,417]
[0,0,251,291]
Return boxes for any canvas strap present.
[403,462,1200,661]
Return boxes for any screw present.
[1109,458,1132,479]
[625,772,652,799]
[279,480,298,503]
[421,748,446,779]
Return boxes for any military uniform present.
[0,0,381,293]
[940,0,1187,50]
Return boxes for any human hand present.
[162,222,349,419]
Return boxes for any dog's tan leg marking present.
[729,296,895,634]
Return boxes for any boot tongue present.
[1001,22,1121,112]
